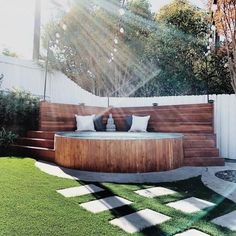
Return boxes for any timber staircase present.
[183,133,224,166]
[13,131,55,162]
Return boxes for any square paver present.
[109,208,171,234]
[166,197,215,213]
[57,184,104,197]
[80,196,132,213]
[135,187,177,198]
[211,210,236,231]
[174,229,210,236]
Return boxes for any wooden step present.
[184,157,225,166]
[184,140,216,148]
[27,131,55,140]
[12,144,55,162]
[184,133,216,141]
[184,148,219,158]
[17,138,54,149]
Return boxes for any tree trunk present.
[228,59,236,93]
[230,68,236,93]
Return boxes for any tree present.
[127,0,153,19]
[195,46,233,94]
[156,0,207,37]
[136,0,233,97]
[209,0,236,93]
[135,0,209,96]
[42,0,156,96]
[43,0,233,97]
[43,0,121,95]
[1,48,18,58]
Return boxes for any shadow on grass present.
[58,167,236,236]
[76,180,169,236]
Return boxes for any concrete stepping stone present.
[211,210,236,231]
[166,197,215,213]
[135,187,177,198]
[109,208,171,234]
[57,184,104,197]
[80,196,132,213]
[175,229,210,236]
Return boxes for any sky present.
[0,0,206,60]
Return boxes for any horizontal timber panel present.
[39,102,214,133]
[55,135,184,173]
[107,114,213,122]
[39,102,107,131]
[110,104,214,133]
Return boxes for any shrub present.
[0,89,40,135]
[0,128,18,155]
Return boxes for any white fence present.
[0,55,235,159]
[108,96,208,107]
[213,94,236,161]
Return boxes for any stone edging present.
[201,163,236,203]
[35,161,236,202]
[35,161,205,184]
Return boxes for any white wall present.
[0,55,107,107]
[0,55,235,159]
[212,94,236,161]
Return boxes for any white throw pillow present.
[129,115,150,132]
[75,114,96,131]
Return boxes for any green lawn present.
[0,157,236,236]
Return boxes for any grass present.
[0,157,236,236]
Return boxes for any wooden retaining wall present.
[39,102,214,133]
[39,102,106,131]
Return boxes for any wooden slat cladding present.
[55,135,184,173]
[39,102,214,133]
[108,104,214,133]
[39,102,107,131]
[16,102,223,169]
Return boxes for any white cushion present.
[129,115,150,132]
[75,114,96,131]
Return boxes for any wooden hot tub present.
[55,132,184,173]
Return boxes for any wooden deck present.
[13,101,224,168]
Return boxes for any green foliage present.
[0,128,18,155]
[127,0,153,19]
[155,0,207,37]
[1,48,18,58]
[0,90,40,135]
[153,0,207,95]
[135,0,232,96]
[42,0,156,96]
[134,4,207,96]
[195,47,234,94]
[42,0,233,97]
